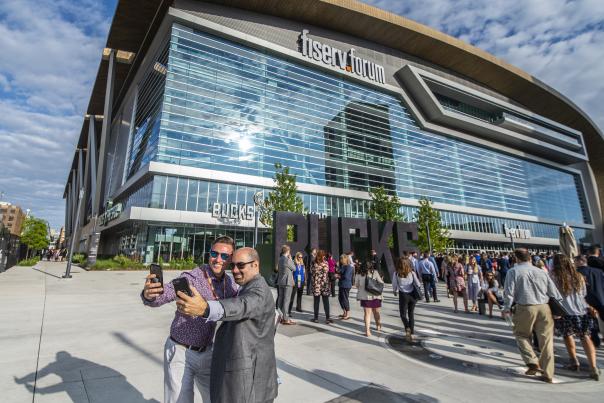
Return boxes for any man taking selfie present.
[176,247,278,403]
[141,236,238,403]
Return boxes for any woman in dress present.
[550,254,599,380]
[311,250,332,324]
[448,255,469,313]
[392,256,422,341]
[355,260,384,337]
[337,253,354,320]
[466,255,482,312]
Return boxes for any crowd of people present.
[40,248,67,261]
[139,237,604,403]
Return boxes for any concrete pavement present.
[2,261,603,402]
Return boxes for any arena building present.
[63,0,604,263]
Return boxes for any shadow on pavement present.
[13,351,158,403]
[325,383,440,402]
[31,267,63,279]
[113,331,163,366]
[277,360,439,402]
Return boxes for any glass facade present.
[132,24,588,225]
[117,175,592,245]
[113,22,594,259]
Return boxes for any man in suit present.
[176,247,278,403]
[277,245,296,324]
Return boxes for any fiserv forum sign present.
[298,30,386,84]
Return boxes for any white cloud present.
[0,0,113,229]
[365,0,604,132]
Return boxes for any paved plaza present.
[2,261,604,403]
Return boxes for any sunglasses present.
[230,260,255,270]
[209,250,232,261]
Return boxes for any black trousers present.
[313,295,330,320]
[329,278,336,297]
[306,272,313,295]
[288,284,304,314]
[399,292,417,333]
[338,287,351,311]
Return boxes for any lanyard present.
[202,266,226,300]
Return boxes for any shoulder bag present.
[548,297,570,317]
[365,271,384,296]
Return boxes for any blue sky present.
[0,0,602,230]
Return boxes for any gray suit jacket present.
[211,274,278,403]
[277,255,295,286]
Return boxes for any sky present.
[0,0,603,230]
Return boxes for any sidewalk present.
[2,261,603,402]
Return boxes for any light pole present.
[253,191,264,248]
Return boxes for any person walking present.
[288,252,305,315]
[392,256,421,341]
[575,255,604,348]
[355,261,384,337]
[337,253,354,320]
[550,254,600,380]
[311,250,332,324]
[466,255,482,312]
[448,255,469,313]
[503,248,563,383]
[328,253,337,297]
[277,245,296,325]
[418,252,439,302]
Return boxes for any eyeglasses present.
[210,250,232,261]
[230,260,255,270]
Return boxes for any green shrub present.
[167,256,197,271]
[71,253,86,264]
[18,256,40,266]
[89,255,144,270]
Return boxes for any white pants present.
[164,337,212,403]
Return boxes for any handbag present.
[267,272,278,288]
[548,297,570,317]
[365,272,384,296]
[411,283,422,300]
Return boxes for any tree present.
[413,197,451,253]
[367,186,405,222]
[260,163,305,241]
[20,216,49,258]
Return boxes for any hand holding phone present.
[172,277,193,297]
[150,264,163,287]
[144,264,164,300]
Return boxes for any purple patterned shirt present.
[142,265,238,347]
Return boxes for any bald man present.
[176,247,278,403]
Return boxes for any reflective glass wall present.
[126,23,588,225]
[117,175,592,244]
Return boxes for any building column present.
[88,49,115,265]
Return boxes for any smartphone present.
[172,277,193,297]
[150,264,163,287]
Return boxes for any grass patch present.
[18,256,40,266]
[88,255,145,271]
